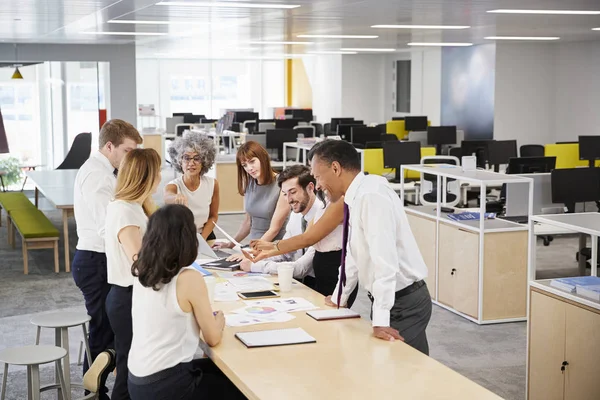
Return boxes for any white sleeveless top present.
[169,175,215,233]
[128,267,200,377]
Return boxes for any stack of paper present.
[225,309,295,327]
[242,298,318,313]
[447,212,496,222]
[550,276,600,300]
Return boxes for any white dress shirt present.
[250,197,320,275]
[74,151,116,253]
[332,172,428,328]
[250,201,341,277]
[105,200,148,287]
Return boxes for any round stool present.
[30,311,92,399]
[0,345,68,400]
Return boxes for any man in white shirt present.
[309,140,432,354]
[72,119,142,399]
[241,165,319,282]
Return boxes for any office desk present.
[282,142,365,171]
[203,275,502,400]
[26,170,77,272]
[530,213,600,279]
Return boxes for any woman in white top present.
[165,132,219,240]
[128,204,244,400]
[105,148,162,400]
[247,192,359,307]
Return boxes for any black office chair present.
[311,123,324,137]
[376,124,387,134]
[294,126,316,138]
[520,144,544,157]
[365,141,383,149]
[324,123,332,136]
[56,132,92,170]
[380,134,398,142]
[176,124,192,137]
[449,147,462,159]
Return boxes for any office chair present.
[311,122,324,137]
[419,155,461,207]
[175,124,192,137]
[449,147,462,159]
[376,124,387,134]
[324,123,332,136]
[365,141,383,149]
[56,132,92,170]
[294,125,316,137]
[520,144,545,157]
[380,134,398,142]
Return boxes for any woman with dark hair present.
[128,204,244,400]
[215,141,290,249]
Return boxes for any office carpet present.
[0,187,585,399]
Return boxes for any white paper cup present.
[205,276,216,303]
[277,265,294,292]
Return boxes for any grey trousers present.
[370,283,432,355]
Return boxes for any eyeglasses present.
[182,155,201,163]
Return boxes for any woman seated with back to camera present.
[127,204,245,400]
[164,132,219,241]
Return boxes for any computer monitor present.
[551,167,600,212]
[266,129,298,161]
[507,156,556,174]
[383,140,421,183]
[404,116,428,131]
[427,126,457,154]
[461,140,495,168]
[183,114,204,124]
[337,124,365,142]
[392,117,405,121]
[350,127,379,147]
[173,112,192,117]
[234,111,259,123]
[201,119,218,124]
[286,109,313,122]
[578,135,600,167]
[330,118,355,133]
[488,140,518,172]
[275,119,301,129]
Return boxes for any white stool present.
[0,345,68,400]
[30,312,92,400]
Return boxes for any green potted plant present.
[0,156,22,187]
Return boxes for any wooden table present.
[202,274,502,400]
[26,170,77,273]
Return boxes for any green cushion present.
[0,193,35,212]
[10,209,59,238]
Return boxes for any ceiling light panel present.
[487,9,600,15]
[371,25,470,30]
[297,34,378,39]
[156,2,301,9]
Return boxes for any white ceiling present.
[1,0,600,58]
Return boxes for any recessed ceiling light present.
[308,51,358,54]
[340,48,396,52]
[487,9,600,15]
[108,19,199,25]
[249,41,313,45]
[81,31,168,36]
[297,34,379,39]
[371,25,470,30]
[407,42,473,47]
[156,1,301,9]
[485,36,560,40]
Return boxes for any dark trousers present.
[106,285,133,400]
[313,250,358,308]
[72,250,114,400]
[370,283,432,355]
[128,358,246,400]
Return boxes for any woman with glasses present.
[165,132,219,241]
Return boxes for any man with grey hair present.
[165,131,219,240]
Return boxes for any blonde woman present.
[105,148,161,400]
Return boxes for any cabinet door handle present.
[561,361,569,373]
[451,268,457,276]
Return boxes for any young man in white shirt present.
[309,139,432,354]
[72,119,142,399]
[240,165,319,282]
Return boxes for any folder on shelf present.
[550,276,600,294]
[235,328,316,348]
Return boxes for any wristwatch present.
[273,240,280,251]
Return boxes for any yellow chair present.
[363,146,436,179]
[544,143,600,169]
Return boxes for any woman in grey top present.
[216,141,290,248]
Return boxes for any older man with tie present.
[309,139,432,354]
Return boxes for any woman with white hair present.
[165,132,219,240]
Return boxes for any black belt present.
[367,280,425,302]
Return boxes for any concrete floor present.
[0,168,588,399]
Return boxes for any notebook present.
[307,308,361,321]
[235,328,316,348]
[576,285,600,301]
[199,258,241,271]
[550,276,600,293]
[190,261,213,276]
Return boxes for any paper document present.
[225,312,295,327]
[213,282,240,302]
[242,298,318,313]
[227,276,274,292]
[217,271,271,280]
[235,328,316,348]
